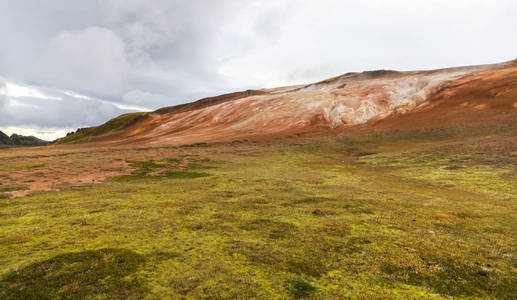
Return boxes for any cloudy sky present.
[1,0,516,140]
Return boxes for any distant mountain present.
[57,60,517,146]
[0,131,49,147]
[0,131,10,144]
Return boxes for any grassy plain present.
[0,124,516,299]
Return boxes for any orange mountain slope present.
[59,60,517,146]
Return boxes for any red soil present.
[77,60,517,147]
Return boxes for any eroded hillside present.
[58,61,517,146]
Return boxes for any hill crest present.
[57,60,517,146]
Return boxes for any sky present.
[1,0,516,140]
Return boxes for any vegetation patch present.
[288,277,317,298]
[379,256,517,298]
[127,159,168,176]
[293,196,332,204]
[0,235,29,245]
[56,112,146,144]
[165,171,211,179]
[186,162,215,170]
[240,218,297,239]
[20,163,45,169]
[180,142,209,148]
[0,185,28,192]
[0,248,147,299]
[108,175,163,182]
[443,165,463,170]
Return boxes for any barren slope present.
[59,60,517,146]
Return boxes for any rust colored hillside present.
[59,60,517,146]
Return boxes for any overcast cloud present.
[1,0,516,140]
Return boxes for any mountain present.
[0,131,49,147]
[57,60,517,146]
[0,131,10,144]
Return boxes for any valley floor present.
[0,124,516,299]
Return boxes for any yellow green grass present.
[0,125,516,299]
[55,112,146,144]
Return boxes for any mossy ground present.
[0,184,28,192]
[55,112,146,144]
[0,125,516,299]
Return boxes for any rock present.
[477,270,488,277]
[312,209,325,216]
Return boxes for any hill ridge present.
[0,131,49,147]
[57,60,517,146]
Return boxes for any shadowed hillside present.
[0,131,48,148]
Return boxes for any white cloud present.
[0,81,62,100]
[123,90,168,106]
[0,0,516,139]
[47,26,129,96]
[0,78,145,139]
[63,90,150,111]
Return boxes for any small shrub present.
[444,165,462,170]
[288,277,317,298]
[165,171,210,179]
[193,142,209,147]
[294,196,331,204]
[21,163,45,169]
[187,163,214,170]
[351,151,376,157]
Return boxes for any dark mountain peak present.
[0,131,49,147]
[0,131,11,144]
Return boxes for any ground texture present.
[1,123,516,299]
